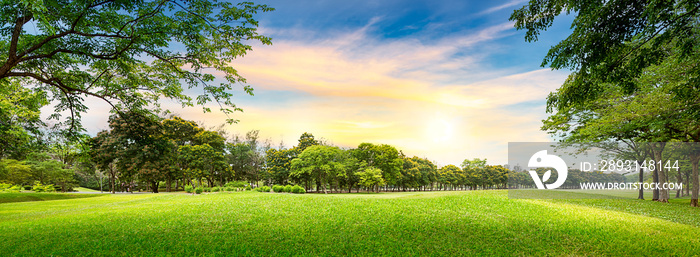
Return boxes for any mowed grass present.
[1,191,700,256]
[0,192,103,204]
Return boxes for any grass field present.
[1,190,699,256]
[0,192,103,204]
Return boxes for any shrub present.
[185,185,194,193]
[245,185,252,191]
[0,183,11,191]
[33,182,45,192]
[212,187,220,192]
[44,184,56,192]
[225,187,234,192]
[291,185,305,194]
[284,185,293,193]
[204,187,211,192]
[225,181,247,188]
[8,185,22,191]
[195,187,204,194]
[261,186,270,192]
[272,185,284,192]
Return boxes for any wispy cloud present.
[477,0,527,16]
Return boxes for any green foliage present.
[510,0,700,111]
[245,186,252,191]
[352,143,403,186]
[0,81,47,159]
[255,186,270,192]
[272,185,284,192]
[225,181,247,188]
[0,159,32,185]
[0,0,275,129]
[224,187,234,192]
[212,187,220,192]
[290,145,345,193]
[184,185,194,193]
[195,187,204,194]
[355,167,386,193]
[291,185,305,194]
[203,187,212,193]
[284,185,293,193]
[32,182,46,192]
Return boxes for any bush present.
[225,187,234,192]
[291,185,305,194]
[203,187,211,192]
[195,187,204,194]
[32,182,45,192]
[44,184,56,192]
[0,183,11,191]
[261,186,270,192]
[212,187,220,192]
[272,185,284,192]
[8,185,22,191]
[225,181,247,188]
[284,185,293,193]
[245,185,252,191]
[185,185,194,193]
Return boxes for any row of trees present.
[85,112,516,193]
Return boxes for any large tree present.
[1,0,273,131]
[511,0,699,110]
[290,145,345,194]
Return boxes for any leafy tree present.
[1,0,274,130]
[352,143,403,189]
[461,158,487,170]
[0,80,46,159]
[356,167,385,193]
[438,165,462,190]
[94,111,175,193]
[290,145,345,194]
[511,0,699,110]
[265,147,297,185]
[0,159,32,185]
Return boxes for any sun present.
[426,117,455,143]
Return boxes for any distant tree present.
[265,147,297,185]
[461,158,487,170]
[290,145,345,194]
[96,111,175,193]
[356,167,385,193]
[438,165,462,190]
[0,159,32,185]
[352,143,403,190]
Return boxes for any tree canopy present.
[1,0,274,132]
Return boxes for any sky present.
[75,0,576,167]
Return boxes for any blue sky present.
[79,0,576,166]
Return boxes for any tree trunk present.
[691,152,700,207]
[151,181,159,193]
[652,143,668,202]
[637,162,644,200]
[166,175,172,192]
[685,170,690,197]
[676,169,683,198]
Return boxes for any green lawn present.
[0,192,103,204]
[1,190,699,256]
